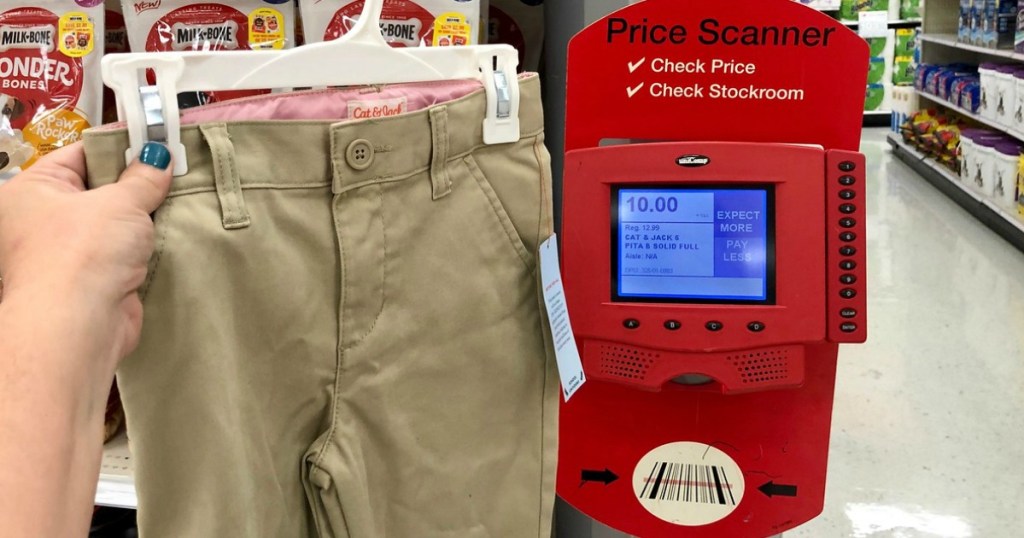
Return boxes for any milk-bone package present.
[488,0,543,71]
[301,0,481,48]
[0,0,104,180]
[121,0,295,106]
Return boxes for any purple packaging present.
[995,140,1024,155]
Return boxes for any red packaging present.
[121,0,296,106]
[301,0,481,48]
[102,0,127,124]
[0,0,104,179]
[488,0,543,71]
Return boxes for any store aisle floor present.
[586,128,1024,538]
[791,128,1024,537]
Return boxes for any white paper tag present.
[539,235,586,401]
[858,11,888,38]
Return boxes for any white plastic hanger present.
[102,0,521,176]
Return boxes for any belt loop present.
[429,106,452,200]
[199,123,251,230]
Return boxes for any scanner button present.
[840,322,858,333]
[623,319,641,330]
[839,161,857,172]
[839,175,856,186]
[840,288,857,299]
[664,320,682,331]
[747,321,766,332]
[840,189,856,200]
[840,308,858,318]
[705,321,724,332]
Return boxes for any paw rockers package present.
[0,0,104,178]
[301,0,482,47]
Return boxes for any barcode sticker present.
[633,442,745,526]
[639,462,737,506]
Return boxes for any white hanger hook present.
[345,0,388,46]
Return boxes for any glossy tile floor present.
[563,128,1024,537]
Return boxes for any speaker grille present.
[727,348,790,384]
[598,344,660,381]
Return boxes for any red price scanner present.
[555,1,869,537]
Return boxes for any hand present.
[0,141,172,538]
[0,141,173,368]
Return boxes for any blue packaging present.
[973,0,987,44]
[916,64,941,91]
[983,0,1019,48]
[961,80,983,112]
[961,0,974,42]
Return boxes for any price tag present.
[539,235,587,402]
[858,11,889,38]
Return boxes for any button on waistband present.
[346,139,375,170]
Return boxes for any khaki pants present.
[84,75,557,537]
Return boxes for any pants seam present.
[139,197,172,304]
[340,185,387,351]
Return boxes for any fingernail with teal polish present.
[139,142,171,170]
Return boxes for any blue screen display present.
[615,187,773,303]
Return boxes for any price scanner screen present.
[613,186,775,304]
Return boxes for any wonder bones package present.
[302,0,482,47]
[0,0,104,179]
[121,0,296,105]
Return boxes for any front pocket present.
[463,154,535,270]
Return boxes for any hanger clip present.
[139,85,167,143]
[480,53,520,145]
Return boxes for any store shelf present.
[914,89,1024,141]
[96,433,136,510]
[887,132,1024,252]
[841,18,922,29]
[919,33,1020,60]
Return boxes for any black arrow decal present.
[758,481,797,498]
[580,468,619,486]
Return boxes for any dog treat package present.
[488,0,543,71]
[121,0,296,106]
[301,0,482,47]
[102,0,127,124]
[0,0,105,180]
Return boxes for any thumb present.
[108,142,173,213]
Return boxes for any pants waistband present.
[83,74,545,196]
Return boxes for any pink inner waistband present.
[97,78,489,130]
[181,79,485,123]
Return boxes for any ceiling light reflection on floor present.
[845,503,972,537]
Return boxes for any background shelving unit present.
[849,17,923,126]
[96,433,137,510]
[888,0,1024,249]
